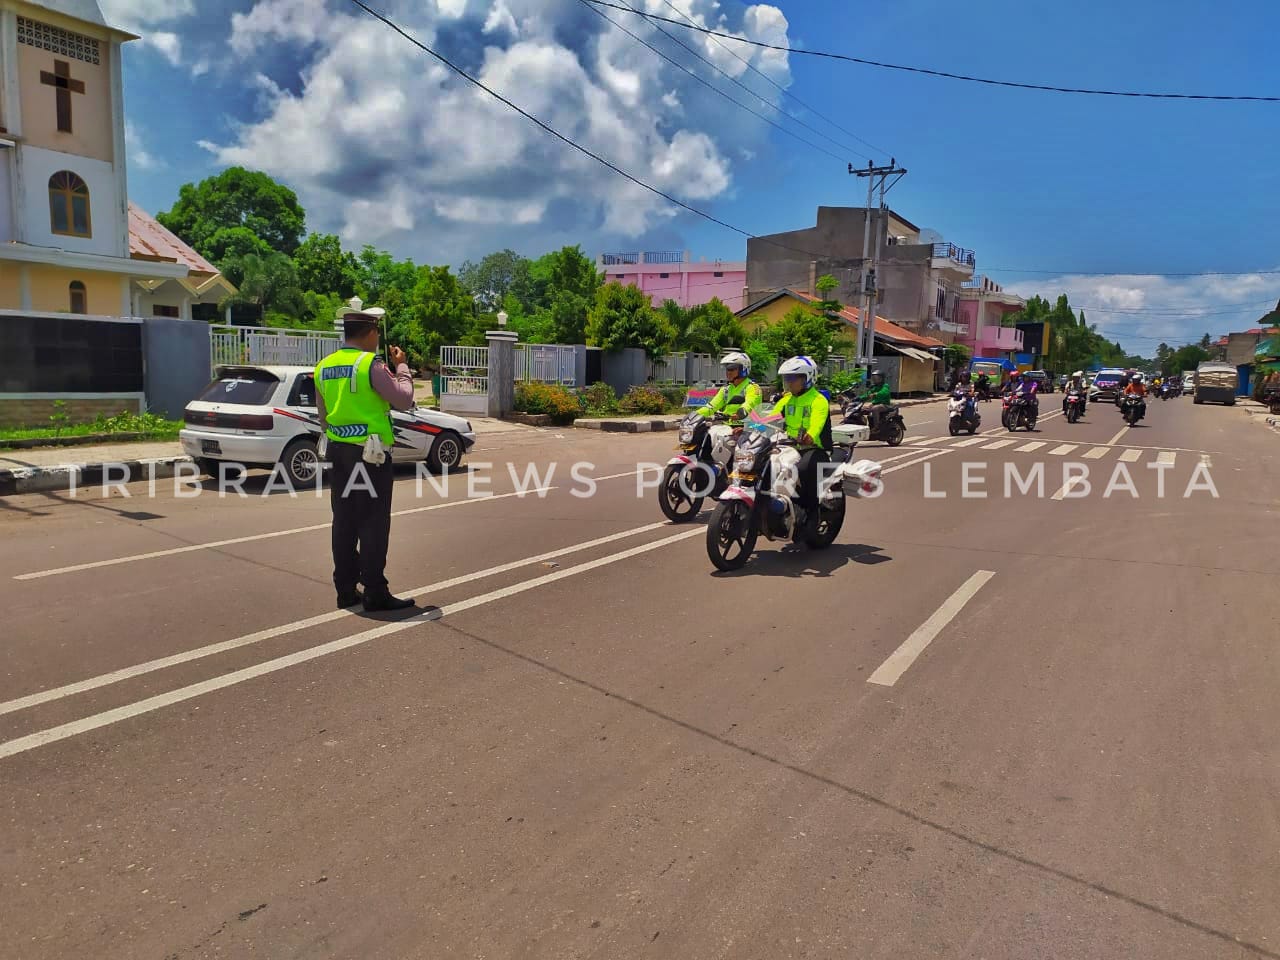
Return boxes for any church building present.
[0,0,232,425]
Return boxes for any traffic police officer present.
[315,304,416,611]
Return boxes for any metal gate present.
[211,325,339,373]
[515,343,576,385]
[439,345,489,415]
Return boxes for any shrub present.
[651,382,691,410]
[618,385,669,415]
[578,381,618,415]
[819,369,863,396]
[515,382,582,423]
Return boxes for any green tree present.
[158,167,306,258]
[586,282,670,358]
[1199,332,1212,350]
[760,305,835,362]
[667,297,746,353]
[407,265,473,358]
[458,249,533,312]
[354,245,418,305]
[943,342,971,372]
[293,233,358,298]
[202,226,273,281]
[1169,344,1210,373]
[529,245,600,343]
[220,251,305,324]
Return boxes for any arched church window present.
[69,281,87,314]
[49,171,91,238]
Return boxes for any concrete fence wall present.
[144,317,213,419]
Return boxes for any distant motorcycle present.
[1158,382,1175,401]
[1006,394,1037,431]
[947,390,980,435]
[1121,394,1146,425]
[1064,387,1086,424]
[837,391,906,446]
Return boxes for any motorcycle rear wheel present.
[804,495,846,550]
[706,499,757,571]
[948,419,960,436]
[659,463,705,523]
[887,420,906,446]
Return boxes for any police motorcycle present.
[659,409,738,522]
[1064,384,1086,423]
[704,408,883,572]
[658,352,757,522]
[947,387,981,435]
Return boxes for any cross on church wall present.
[39,59,85,133]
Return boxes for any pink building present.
[952,276,1024,358]
[598,251,747,310]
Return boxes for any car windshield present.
[195,372,279,405]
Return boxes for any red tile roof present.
[128,202,218,276]
[786,290,945,348]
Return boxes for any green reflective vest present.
[771,387,830,449]
[314,348,394,445]
[699,378,762,418]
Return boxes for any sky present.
[100,0,1280,351]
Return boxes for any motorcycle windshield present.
[743,408,785,435]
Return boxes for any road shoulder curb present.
[0,456,193,497]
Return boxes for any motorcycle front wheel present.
[887,419,906,446]
[805,495,846,550]
[948,418,959,436]
[706,499,757,571]
[659,463,705,523]
[1067,407,1079,423]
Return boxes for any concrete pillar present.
[181,296,192,321]
[486,329,518,417]
[120,277,132,316]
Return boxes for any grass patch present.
[0,409,184,446]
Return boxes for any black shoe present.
[336,589,363,609]
[363,592,416,612]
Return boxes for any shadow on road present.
[713,542,891,579]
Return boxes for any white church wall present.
[22,144,122,257]
[0,152,12,242]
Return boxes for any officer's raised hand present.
[388,345,407,368]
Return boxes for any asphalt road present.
[1,395,1277,960]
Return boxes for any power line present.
[584,0,1280,102]
[652,0,890,159]
[343,0,863,270]
[575,0,853,163]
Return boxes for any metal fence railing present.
[210,325,340,373]
[439,345,489,396]
[515,343,576,385]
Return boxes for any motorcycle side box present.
[840,458,883,497]
[832,422,871,445]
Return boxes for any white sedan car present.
[180,364,476,487]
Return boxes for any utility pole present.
[849,160,907,376]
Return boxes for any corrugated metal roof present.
[128,203,218,276]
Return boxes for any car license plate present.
[200,439,222,455]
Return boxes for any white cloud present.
[99,0,194,26]
[206,0,792,263]
[125,119,160,170]
[1004,272,1280,349]
[143,31,182,65]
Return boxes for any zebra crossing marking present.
[1082,447,1110,460]
[1156,451,1177,466]
[1118,449,1142,463]
[1048,444,1077,456]
[981,439,1016,450]
[1015,441,1045,453]
[951,436,990,447]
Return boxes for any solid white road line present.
[1015,441,1045,453]
[867,570,995,687]
[980,439,1015,450]
[1082,447,1110,460]
[1106,425,1131,446]
[0,521,671,718]
[14,486,557,582]
[907,436,936,446]
[1118,449,1142,463]
[1047,444,1078,456]
[0,528,705,760]
[1157,451,1177,465]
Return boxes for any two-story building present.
[597,250,746,310]
[0,0,232,425]
[954,276,1025,361]
[745,206,977,334]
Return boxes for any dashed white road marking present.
[1082,447,1110,460]
[867,571,996,686]
[980,439,1015,450]
[1118,449,1143,463]
[951,436,990,448]
[1106,425,1131,446]
[1157,451,1177,466]
[1015,441,1045,453]
[1047,444,1078,456]
[1200,454,1213,468]
[0,527,706,760]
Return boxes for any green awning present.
[1255,336,1280,360]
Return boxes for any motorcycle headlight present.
[677,427,694,444]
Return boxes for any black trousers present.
[796,447,829,520]
[328,441,395,595]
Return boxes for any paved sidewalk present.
[0,441,184,471]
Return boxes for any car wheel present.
[426,431,465,473]
[281,437,321,489]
